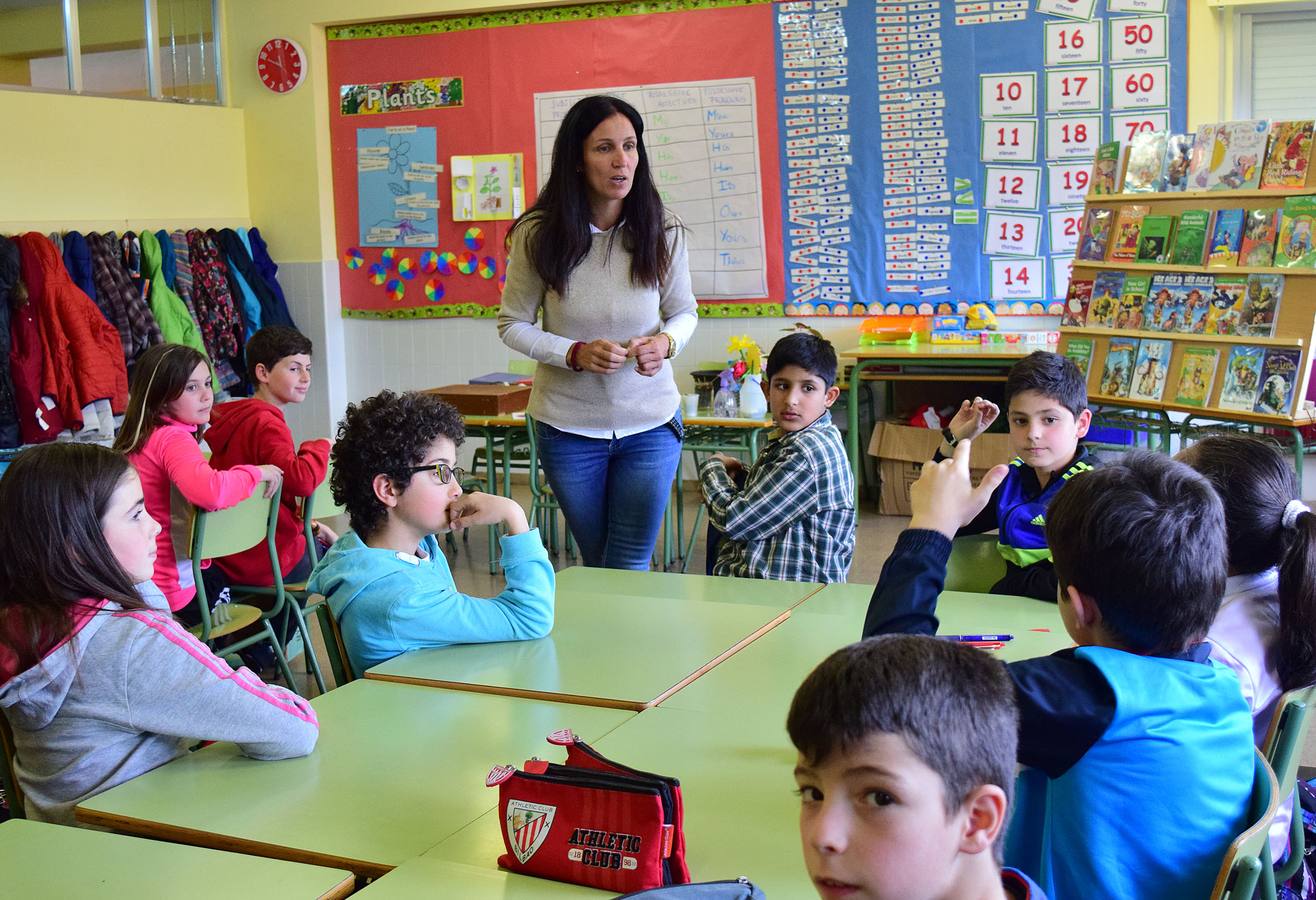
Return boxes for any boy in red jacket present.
[206,326,335,591]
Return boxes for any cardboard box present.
[867,423,1013,516]
[425,384,531,415]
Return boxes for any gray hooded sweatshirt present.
[0,594,319,825]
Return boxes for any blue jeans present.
[535,416,683,570]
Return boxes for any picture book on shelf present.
[1135,215,1176,264]
[1117,274,1150,330]
[1205,276,1248,335]
[1160,133,1195,192]
[1219,345,1266,411]
[1260,120,1314,189]
[1204,120,1270,191]
[1241,273,1284,337]
[1061,279,1092,327]
[1207,208,1245,267]
[1255,348,1302,416]
[1169,209,1212,267]
[1275,195,1316,267]
[1064,338,1094,378]
[1101,337,1140,399]
[1129,339,1173,402]
[1124,130,1170,193]
[1091,141,1122,195]
[1174,347,1219,408]
[1144,273,1182,332]
[1089,271,1125,328]
[1238,209,1280,267]
[1110,205,1150,262]
[1187,123,1216,190]
[1178,273,1216,334]
[1077,208,1114,261]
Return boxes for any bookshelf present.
[1060,144,1316,427]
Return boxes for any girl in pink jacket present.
[113,344,282,613]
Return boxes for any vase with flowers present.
[722,335,767,419]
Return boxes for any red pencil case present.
[487,730,690,893]
[546,728,691,884]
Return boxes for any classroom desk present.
[841,343,1052,502]
[365,567,820,710]
[0,819,356,899]
[76,680,632,879]
[355,857,614,899]
[462,413,529,498]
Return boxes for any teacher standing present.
[499,95,698,570]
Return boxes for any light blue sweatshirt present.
[307,529,555,674]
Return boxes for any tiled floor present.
[305,485,1316,769]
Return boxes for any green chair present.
[0,714,25,819]
[187,488,298,691]
[1259,684,1316,897]
[1210,748,1282,900]
[307,593,356,686]
[943,534,1007,593]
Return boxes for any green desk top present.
[425,705,808,896]
[357,857,612,899]
[662,587,1068,716]
[366,568,817,709]
[76,680,632,879]
[0,819,355,899]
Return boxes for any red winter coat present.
[1,235,62,443]
[205,398,330,586]
[16,233,128,427]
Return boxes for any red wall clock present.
[257,38,306,94]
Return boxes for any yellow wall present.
[0,89,250,233]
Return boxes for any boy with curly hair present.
[306,390,554,674]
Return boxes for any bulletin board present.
[327,0,1186,320]
[326,0,787,320]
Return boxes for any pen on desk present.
[943,634,1014,643]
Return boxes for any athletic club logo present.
[506,800,556,864]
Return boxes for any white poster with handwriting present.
[536,78,768,298]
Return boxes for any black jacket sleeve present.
[862,529,1117,776]
[992,559,1060,603]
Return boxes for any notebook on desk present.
[468,372,533,385]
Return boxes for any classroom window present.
[1235,6,1316,120]
[0,0,220,103]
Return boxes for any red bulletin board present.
[327,0,784,320]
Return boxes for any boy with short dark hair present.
[789,634,1047,900]
[863,443,1254,900]
[306,390,553,674]
[207,325,332,587]
[936,350,1096,601]
[699,332,855,582]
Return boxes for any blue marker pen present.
[943,634,1014,643]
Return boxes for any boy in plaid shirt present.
[700,332,856,582]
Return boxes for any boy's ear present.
[1063,583,1103,631]
[760,377,769,400]
[253,362,271,386]
[1074,407,1092,439]
[372,473,402,509]
[823,384,841,407]
[958,784,1008,856]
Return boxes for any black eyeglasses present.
[407,462,466,484]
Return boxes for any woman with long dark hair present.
[499,95,697,569]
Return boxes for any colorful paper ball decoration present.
[499,272,507,292]
[380,248,397,270]
[457,250,478,275]
[397,257,417,280]
[437,251,457,276]
[419,250,439,273]
[424,278,445,303]
[478,256,497,279]
[386,277,405,301]
[368,263,387,285]
[343,247,364,269]
[464,227,485,251]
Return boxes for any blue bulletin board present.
[774,0,1187,316]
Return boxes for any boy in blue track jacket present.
[936,351,1096,601]
[308,390,554,674]
[862,442,1253,900]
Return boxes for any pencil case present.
[488,735,690,893]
